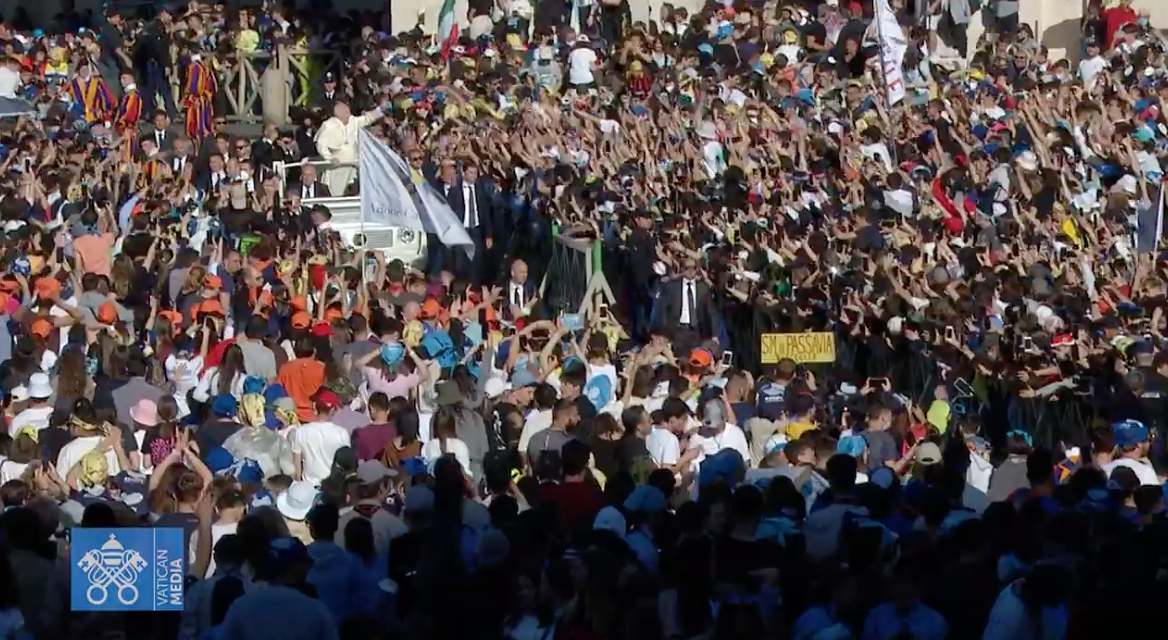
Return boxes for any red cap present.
[310,322,333,337]
[313,389,341,411]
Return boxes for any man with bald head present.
[503,259,539,322]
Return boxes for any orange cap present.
[290,296,308,312]
[34,277,60,300]
[688,348,713,369]
[191,299,226,320]
[324,306,344,322]
[203,274,223,290]
[97,301,118,324]
[290,311,312,329]
[421,298,442,319]
[158,309,183,327]
[29,318,53,339]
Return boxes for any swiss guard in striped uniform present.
[115,72,143,161]
[69,63,114,125]
[182,46,218,142]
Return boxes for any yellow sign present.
[760,332,837,364]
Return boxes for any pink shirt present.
[361,367,421,399]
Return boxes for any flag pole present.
[873,0,899,167]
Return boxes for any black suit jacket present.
[443,179,495,240]
[660,278,722,338]
[143,126,173,152]
[499,279,539,322]
[194,170,230,194]
[288,181,331,199]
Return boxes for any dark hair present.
[533,383,557,410]
[395,409,420,445]
[218,344,245,395]
[210,576,246,626]
[560,439,590,477]
[344,517,376,565]
[368,391,390,414]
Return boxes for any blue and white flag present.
[359,129,474,258]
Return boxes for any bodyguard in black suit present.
[445,163,496,284]
[658,257,722,354]
[143,110,173,152]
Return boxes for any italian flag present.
[438,0,458,58]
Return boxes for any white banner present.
[359,129,475,258]
[875,0,907,106]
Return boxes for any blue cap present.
[698,43,714,55]
[623,485,667,513]
[213,394,238,417]
[510,366,538,388]
[263,384,288,404]
[1113,419,1149,447]
[837,434,867,458]
[698,449,744,490]
[242,376,266,395]
[1134,127,1155,143]
[205,447,236,474]
[267,537,309,565]
[236,459,264,484]
[380,341,405,366]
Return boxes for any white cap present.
[27,373,51,400]
[485,377,509,400]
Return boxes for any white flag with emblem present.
[359,129,474,258]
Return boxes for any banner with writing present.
[760,332,837,364]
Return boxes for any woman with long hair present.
[140,396,181,473]
[421,406,472,479]
[384,408,425,477]
[53,345,93,412]
[193,344,247,403]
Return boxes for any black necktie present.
[512,284,523,307]
[468,185,478,228]
[305,184,313,198]
[156,131,164,145]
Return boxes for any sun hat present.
[276,481,320,521]
[27,373,52,400]
[129,398,159,426]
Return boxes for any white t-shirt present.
[8,405,53,437]
[0,459,28,484]
[421,437,473,477]
[167,354,204,417]
[1079,55,1108,84]
[56,436,122,480]
[689,423,750,461]
[587,362,619,395]
[1102,457,1160,486]
[290,421,352,485]
[518,409,553,452]
[192,520,239,579]
[568,47,598,85]
[647,426,680,467]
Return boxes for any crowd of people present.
[1,0,1168,639]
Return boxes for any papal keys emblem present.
[77,534,149,605]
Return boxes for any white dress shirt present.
[462,183,479,228]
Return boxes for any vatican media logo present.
[71,528,185,612]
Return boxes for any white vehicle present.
[273,159,428,269]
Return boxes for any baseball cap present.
[356,459,398,484]
[916,442,943,465]
[1113,419,1149,447]
[314,389,341,411]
